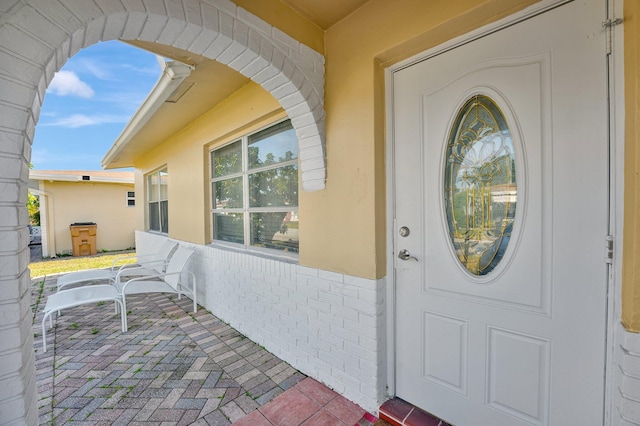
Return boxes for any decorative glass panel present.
[444,95,517,276]
[250,211,299,253]
[248,121,298,170]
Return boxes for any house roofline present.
[30,170,134,184]
[101,60,192,169]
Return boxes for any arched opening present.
[0,2,325,423]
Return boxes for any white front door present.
[392,2,608,425]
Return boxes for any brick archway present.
[0,1,325,423]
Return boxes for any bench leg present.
[121,296,128,332]
[41,311,52,353]
[116,299,126,333]
[42,297,126,352]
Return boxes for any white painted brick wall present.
[236,7,270,37]
[614,323,640,425]
[1,0,330,423]
[0,270,36,425]
[204,0,237,17]
[136,231,386,413]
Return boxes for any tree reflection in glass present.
[211,120,299,252]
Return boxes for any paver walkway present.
[32,274,379,425]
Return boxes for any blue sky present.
[33,41,162,171]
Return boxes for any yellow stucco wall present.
[623,0,640,332]
[40,181,136,255]
[133,0,640,333]
[134,0,547,279]
[134,82,286,244]
[234,0,324,53]
[299,0,537,278]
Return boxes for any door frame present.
[383,0,622,422]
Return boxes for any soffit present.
[282,0,371,29]
[107,0,371,168]
[108,42,250,169]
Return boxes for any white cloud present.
[72,57,159,81]
[31,148,101,169]
[71,58,113,80]
[41,113,129,128]
[48,70,95,98]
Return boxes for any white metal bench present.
[115,246,197,331]
[41,246,197,352]
[56,240,178,292]
[41,284,125,352]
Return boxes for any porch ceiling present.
[103,43,250,169]
[103,0,370,170]
[281,0,371,29]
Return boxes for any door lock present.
[397,249,418,261]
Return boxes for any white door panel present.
[393,2,607,425]
[421,57,548,312]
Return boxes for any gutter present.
[101,60,192,169]
[29,172,134,184]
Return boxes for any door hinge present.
[605,235,614,264]
[602,18,623,55]
[602,18,623,28]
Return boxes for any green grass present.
[29,252,137,278]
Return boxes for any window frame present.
[146,167,169,234]
[210,119,299,259]
[126,190,136,208]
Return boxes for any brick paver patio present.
[32,274,316,425]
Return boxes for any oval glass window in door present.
[444,95,517,276]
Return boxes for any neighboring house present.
[1,1,640,425]
[28,170,136,258]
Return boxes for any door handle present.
[398,249,418,261]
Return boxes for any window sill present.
[208,241,299,264]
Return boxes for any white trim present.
[30,171,134,184]
[385,68,397,399]
[607,0,625,424]
[208,240,299,263]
